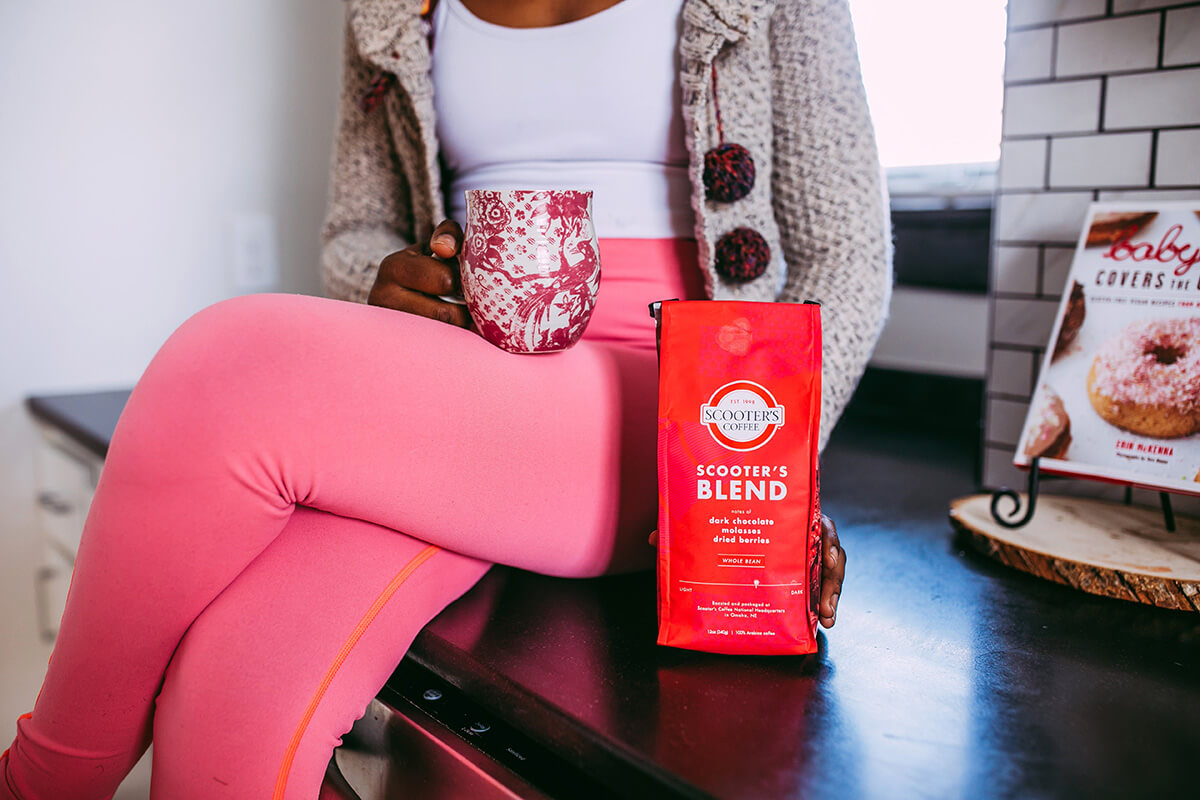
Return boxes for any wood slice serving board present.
[949,494,1200,612]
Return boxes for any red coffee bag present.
[654,300,822,655]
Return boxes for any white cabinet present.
[32,423,103,641]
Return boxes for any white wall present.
[0,0,344,743]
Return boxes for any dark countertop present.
[27,389,130,457]
[28,390,1200,799]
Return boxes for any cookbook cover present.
[1014,202,1200,496]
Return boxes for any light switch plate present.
[231,213,280,291]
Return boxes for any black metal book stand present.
[990,457,1177,532]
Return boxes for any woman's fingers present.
[368,280,472,327]
[430,219,465,261]
[819,515,845,628]
[378,249,459,298]
[430,221,465,298]
[366,219,470,324]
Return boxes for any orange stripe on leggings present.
[272,544,441,799]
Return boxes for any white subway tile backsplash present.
[992,297,1061,346]
[1056,15,1161,77]
[1048,132,1153,188]
[1004,81,1102,136]
[993,246,1041,293]
[1097,188,1200,200]
[1106,67,1200,129]
[983,445,1027,490]
[994,192,1094,243]
[988,348,1035,397]
[1006,28,1055,82]
[1042,246,1077,297]
[1155,129,1200,185]
[1009,0,1106,28]
[1113,0,1193,12]
[1164,7,1200,67]
[999,139,1048,190]
[988,397,1032,444]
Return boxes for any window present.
[847,0,1007,379]
[849,0,1007,169]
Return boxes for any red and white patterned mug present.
[461,189,601,354]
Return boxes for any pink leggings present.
[2,238,704,799]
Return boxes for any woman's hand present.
[648,514,845,628]
[817,515,844,628]
[368,220,471,327]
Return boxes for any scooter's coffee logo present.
[701,381,785,451]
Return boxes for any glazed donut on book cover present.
[1087,317,1200,438]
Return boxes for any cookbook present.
[1014,202,1200,496]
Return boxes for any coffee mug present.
[461,189,601,354]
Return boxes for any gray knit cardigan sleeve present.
[770,0,893,449]
[320,22,413,304]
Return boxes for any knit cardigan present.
[322,0,893,450]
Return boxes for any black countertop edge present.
[406,632,712,800]
[26,390,131,458]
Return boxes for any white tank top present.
[431,0,693,239]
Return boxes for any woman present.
[2,0,888,797]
